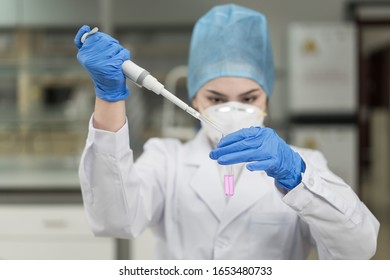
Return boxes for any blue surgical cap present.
[187,4,275,100]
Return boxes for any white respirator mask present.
[201,101,267,146]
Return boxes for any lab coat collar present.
[186,129,226,221]
[217,169,271,234]
[185,129,269,230]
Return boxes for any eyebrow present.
[206,88,260,96]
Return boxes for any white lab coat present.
[79,118,379,259]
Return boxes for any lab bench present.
[0,156,130,260]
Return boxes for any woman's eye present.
[241,96,258,103]
[208,97,226,104]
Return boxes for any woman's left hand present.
[209,126,306,190]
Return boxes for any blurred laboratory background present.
[0,0,389,259]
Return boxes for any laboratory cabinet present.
[0,25,193,157]
[0,26,92,156]
[287,23,359,193]
[0,205,115,259]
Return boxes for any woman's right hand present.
[74,25,130,102]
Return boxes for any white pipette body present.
[122,60,223,134]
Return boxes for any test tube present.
[224,164,234,197]
[217,131,234,197]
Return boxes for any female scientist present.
[75,4,379,259]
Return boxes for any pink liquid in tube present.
[224,174,234,196]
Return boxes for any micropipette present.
[80,28,222,133]
[81,27,234,196]
[121,60,225,132]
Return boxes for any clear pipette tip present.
[198,114,224,135]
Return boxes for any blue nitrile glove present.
[209,126,306,190]
[74,25,130,102]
